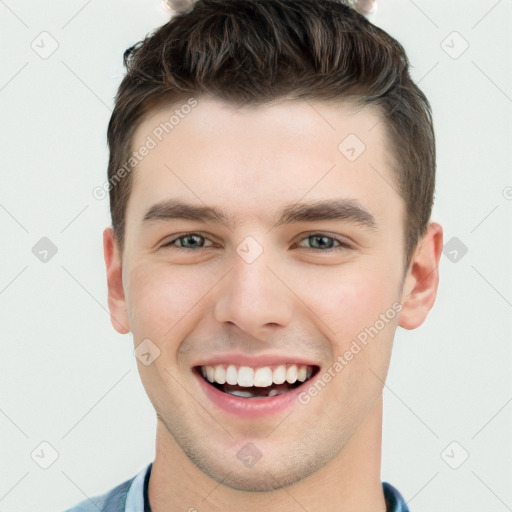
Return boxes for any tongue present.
[219,382,294,397]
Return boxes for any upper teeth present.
[200,364,313,387]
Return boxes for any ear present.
[398,222,443,330]
[103,227,131,334]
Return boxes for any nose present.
[214,244,293,338]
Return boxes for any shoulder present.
[62,475,135,512]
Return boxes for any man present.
[65,0,442,510]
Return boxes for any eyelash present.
[160,232,352,252]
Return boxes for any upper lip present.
[194,353,320,368]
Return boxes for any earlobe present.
[103,227,131,334]
[398,222,443,330]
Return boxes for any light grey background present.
[1,1,511,511]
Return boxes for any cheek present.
[311,264,397,342]
[125,261,212,338]
[319,277,383,332]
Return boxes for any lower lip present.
[194,369,314,418]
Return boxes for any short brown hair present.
[107,0,436,271]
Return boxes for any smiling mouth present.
[194,364,320,398]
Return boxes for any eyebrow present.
[140,198,377,231]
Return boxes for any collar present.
[124,461,151,511]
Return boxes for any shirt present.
[63,461,410,512]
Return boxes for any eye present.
[294,233,352,252]
[161,232,213,251]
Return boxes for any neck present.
[149,395,386,512]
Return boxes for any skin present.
[103,97,443,512]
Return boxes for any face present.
[104,97,436,492]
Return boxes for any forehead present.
[127,97,400,226]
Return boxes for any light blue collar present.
[125,462,151,512]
